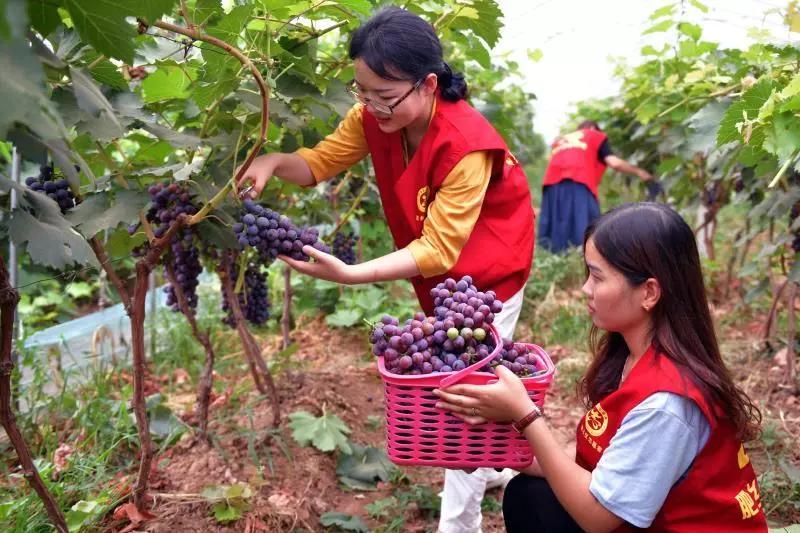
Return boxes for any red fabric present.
[542,128,608,197]
[576,347,767,532]
[362,96,535,314]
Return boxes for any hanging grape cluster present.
[131,182,203,311]
[25,164,78,213]
[332,231,357,265]
[222,262,270,327]
[233,199,330,262]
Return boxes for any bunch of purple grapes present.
[791,200,800,253]
[369,275,517,376]
[233,199,330,262]
[132,182,203,311]
[163,228,202,311]
[478,339,547,377]
[25,164,77,213]
[222,262,270,327]
[332,231,357,265]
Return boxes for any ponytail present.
[438,62,468,101]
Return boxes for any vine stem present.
[147,19,270,224]
[786,282,797,388]
[219,253,281,427]
[330,180,369,237]
[164,263,216,441]
[0,256,68,531]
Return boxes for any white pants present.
[438,286,525,533]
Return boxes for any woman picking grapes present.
[435,202,766,532]
[236,7,535,532]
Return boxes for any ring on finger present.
[471,407,478,417]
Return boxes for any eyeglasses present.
[347,78,424,115]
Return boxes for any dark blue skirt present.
[537,179,600,254]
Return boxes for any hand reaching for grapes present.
[235,155,279,199]
[236,153,316,196]
[278,245,355,284]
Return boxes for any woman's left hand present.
[278,245,355,284]
[434,365,536,425]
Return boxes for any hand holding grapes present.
[279,245,356,284]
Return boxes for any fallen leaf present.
[53,443,74,474]
[113,502,156,525]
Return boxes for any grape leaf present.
[763,112,800,160]
[141,63,196,103]
[211,502,242,523]
[27,0,62,37]
[88,57,128,90]
[63,0,138,63]
[717,77,775,146]
[319,513,369,533]
[649,4,675,20]
[326,308,361,327]
[686,100,729,154]
[70,67,124,136]
[148,403,185,439]
[140,123,202,149]
[8,192,98,269]
[335,0,372,16]
[288,410,352,454]
[449,0,503,48]
[192,0,222,26]
[66,190,150,238]
[336,443,396,490]
[678,22,702,41]
[643,19,674,35]
[63,0,176,63]
[0,38,63,139]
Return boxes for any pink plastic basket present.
[377,324,555,469]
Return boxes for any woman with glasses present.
[237,7,535,532]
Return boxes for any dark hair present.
[579,202,761,441]
[348,6,468,102]
[578,120,601,131]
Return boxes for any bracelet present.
[512,404,542,434]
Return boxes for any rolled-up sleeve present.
[406,151,493,277]
[295,104,369,183]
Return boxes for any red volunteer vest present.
[362,96,535,314]
[576,347,767,532]
[542,128,608,198]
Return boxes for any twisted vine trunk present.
[91,217,187,509]
[218,253,281,427]
[0,257,68,532]
[787,282,797,388]
[164,264,216,441]
[282,266,293,350]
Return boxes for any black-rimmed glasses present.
[347,78,424,115]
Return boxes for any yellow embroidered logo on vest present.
[734,479,761,520]
[738,443,750,469]
[415,186,429,222]
[585,403,608,437]
[551,130,588,155]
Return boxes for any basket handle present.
[439,323,503,389]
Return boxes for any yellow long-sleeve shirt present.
[295,104,492,278]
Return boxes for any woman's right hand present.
[236,154,279,199]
